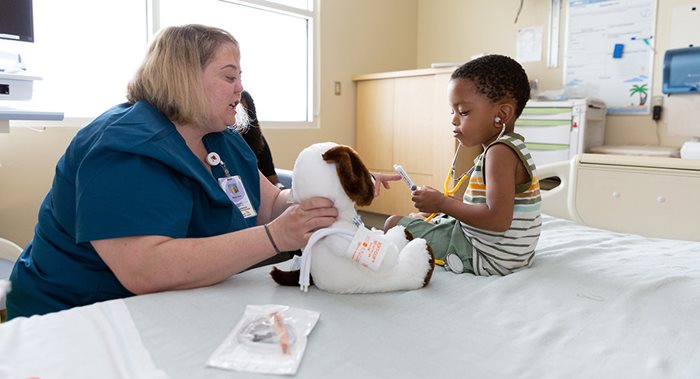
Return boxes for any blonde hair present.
[127,24,239,125]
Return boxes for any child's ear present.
[322,145,374,206]
[496,102,516,125]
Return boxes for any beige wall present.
[0,126,84,246]
[415,0,689,147]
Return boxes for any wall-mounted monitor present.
[0,0,34,43]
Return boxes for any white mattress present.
[479,214,700,377]
[125,214,700,378]
[3,215,700,378]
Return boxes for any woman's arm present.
[256,171,290,224]
[92,172,337,295]
[92,228,278,294]
[371,172,402,197]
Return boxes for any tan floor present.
[358,211,388,230]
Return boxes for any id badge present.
[219,175,257,218]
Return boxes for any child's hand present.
[372,172,402,197]
[411,186,446,213]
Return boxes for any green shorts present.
[398,215,474,274]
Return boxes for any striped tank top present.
[461,133,542,276]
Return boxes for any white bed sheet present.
[2,215,698,377]
[123,215,700,378]
[0,299,167,378]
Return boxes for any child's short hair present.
[451,55,530,118]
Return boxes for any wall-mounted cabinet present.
[517,98,606,167]
[353,68,480,216]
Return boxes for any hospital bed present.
[1,153,699,378]
[538,153,700,241]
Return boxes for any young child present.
[384,54,541,276]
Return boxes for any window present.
[159,0,317,125]
[0,0,148,119]
[0,0,317,126]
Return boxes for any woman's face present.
[202,42,244,131]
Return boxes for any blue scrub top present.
[7,101,260,319]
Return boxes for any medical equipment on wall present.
[0,72,39,101]
[662,46,700,159]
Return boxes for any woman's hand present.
[411,186,447,214]
[265,197,338,251]
[372,172,402,197]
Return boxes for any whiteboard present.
[564,0,657,114]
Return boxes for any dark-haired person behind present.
[239,90,294,266]
[240,91,285,188]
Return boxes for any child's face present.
[447,78,502,148]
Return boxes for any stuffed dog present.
[270,142,435,293]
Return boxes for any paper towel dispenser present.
[662,47,700,94]
[662,46,700,159]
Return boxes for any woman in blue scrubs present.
[6,24,341,319]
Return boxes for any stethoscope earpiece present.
[494,117,506,139]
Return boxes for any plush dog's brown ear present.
[322,145,374,206]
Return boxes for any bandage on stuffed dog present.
[270,142,435,293]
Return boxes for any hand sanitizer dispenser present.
[662,47,700,159]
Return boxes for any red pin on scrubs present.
[206,152,231,176]
[206,152,222,166]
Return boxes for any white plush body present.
[289,142,433,293]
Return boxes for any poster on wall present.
[564,0,657,114]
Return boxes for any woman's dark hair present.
[240,91,264,154]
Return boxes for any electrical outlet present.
[652,96,663,121]
[334,81,341,96]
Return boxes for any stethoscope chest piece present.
[444,253,465,274]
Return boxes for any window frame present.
[213,0,319,128]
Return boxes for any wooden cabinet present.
[353,68,480,216]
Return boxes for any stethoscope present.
[424,119,506,223]
[429,119,507,273]
[424,143,475,222]
[425,143,476,273]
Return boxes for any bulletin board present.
[564,0,657,114]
